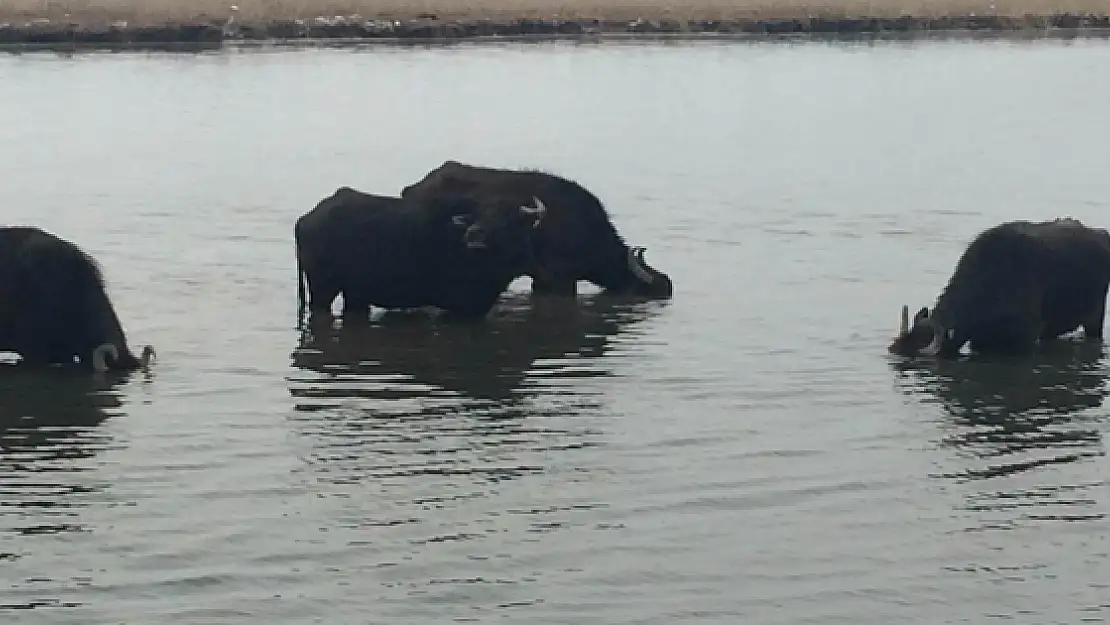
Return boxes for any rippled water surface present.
[2,37,1110,624]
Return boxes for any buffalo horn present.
[628,247,654,283]
[519,196,547,226]
[91,343,119,373]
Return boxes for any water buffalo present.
[0,227,155,372]
[889,217,1110,358]
[295,186,546,321]
[400,160,673,299]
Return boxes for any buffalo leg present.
[1082,297,1107,341]
[441,291,503,321]
[528,259,578,296]
[530,277,577,297]
[11,297,79,367]
[440,307,491,322]
[967,316,1040,356]
[339,290,370,321]
[305,274,340,317]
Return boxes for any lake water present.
[2,35,1110,624]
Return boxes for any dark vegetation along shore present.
[2,12,1110,49]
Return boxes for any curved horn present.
[91,343,119,372]
[628,247,654,284]
[520,196,547,227]
[519,196,546,215]
[899,305,909,335]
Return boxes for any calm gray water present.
[2,36,1110,624]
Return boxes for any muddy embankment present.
[2,12,1110,49]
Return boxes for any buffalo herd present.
[2,160,1109,374]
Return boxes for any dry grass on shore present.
[3,0,1109,28]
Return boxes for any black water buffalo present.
[400,160,673,298]
[0,227,155,372]
[889,217,1110,358]
[295,186,547,320]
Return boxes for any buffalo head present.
[446,195,547,270]
[889,304,949,357]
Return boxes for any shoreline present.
[2,13,1110,51]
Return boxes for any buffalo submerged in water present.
[400,160,673,299]
[889,217,1110,359]
[295,186,547,320]
[0,226,155,372]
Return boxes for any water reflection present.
[288,294,661,405]
[892,342,1107,526]
[0,368,131,536]
[893,342,1107,451]
[284,295,659,496]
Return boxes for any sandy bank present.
[2,0,1110,47]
